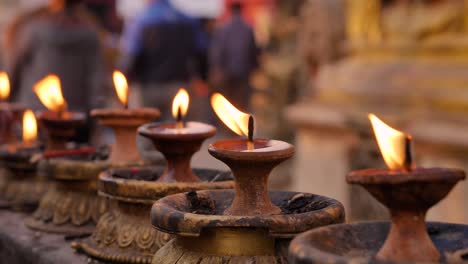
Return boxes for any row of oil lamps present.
[0,71,466,264]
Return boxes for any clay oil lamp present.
[91,70,160,163]
[0,110,47,211]
[0,72,24,199]
[289,114,467,264]
[150,93,345,263]
[26,72,152,236]
[73,89,234,264]
[0,71,26,144]
[33,74,86,151]
[138,88,217,182]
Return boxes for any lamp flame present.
[113,71,129,108]
[22,110,37,144]
[211,93,250,136]
[369,114,412,170]
[33,75,67,113]
[172,88,189,120]
[0,72,10,100]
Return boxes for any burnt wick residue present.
[281,193,328,214]
[112,167,159,181]
[186,190,215,215]
[89,145,110,161]
[427,226,440,236]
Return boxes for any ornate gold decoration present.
[150,190,345,264]
[347,0,382,45]
[347,0,468,48]
[25,159,123,236]
[73,167,234,264]
[153,237,287,264]
[0,166,49,211]
[26,181,109,236]
[74,203,171,264]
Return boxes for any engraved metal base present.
[25,182,108,236]
[0,146,46,212]
[154,231,288,264]
[0,176,50,212]
[73,203,171,264]
[151,190,346,263]
[25,159,141,236]
[73,167,234,264]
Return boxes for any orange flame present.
[172,88,189,119]
[33,75,67,112]
[369,114,410,169]
[211,93,250,136]
[0,72,10,100]
[113,71,128,107]
[22,110,37,143]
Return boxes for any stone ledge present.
[0,210,99,264]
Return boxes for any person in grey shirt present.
[210,1,259,112]
[6,0,107,142]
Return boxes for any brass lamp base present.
[1,175,49,212]
[151,190,345,263]
[155,228,285,264]
[26,159,144,236]
[73,167,234,264]
[0,146,47,212]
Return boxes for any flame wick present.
[54,97,66,118]
[248,115,254,142]
[404,135,413,171]
[125,88,129,109]
[247,115,254,151]
[176,106,184,129]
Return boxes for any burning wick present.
[369,114,413,171]
[0,72,10,102]
[247,115,254,151]
[33,75,68,119]
[172,88,189,129]
[113,71,129,110]
[210,93,255,151]
[22,110,37,146]
[54,98,66,119]
[404,135,413,172]
[176,106,184,129]
[124,91,129,109]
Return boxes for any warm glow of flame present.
[369,114,408,169]
[211,93,250,136]
[113,71,128,107]
[172,88,189,119]
[0,72,10,100]
[33,75,67,112]
[23,110,37,143]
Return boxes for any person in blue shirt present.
[209,1,259,112]
[119,0,202,119]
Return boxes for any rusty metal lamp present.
[0,71,25,145]
[26,74,160,236]
[0,110,43,211]
[0,110,44,211]
[288,114,468,264]
[72,89,235,264]
[149,93,345,263]
[0,72,29,203]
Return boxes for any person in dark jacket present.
[119,0,201,120]
[7,0,107,142]
[210,2,259,111]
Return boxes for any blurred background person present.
[6,0,107,143]
[210,0,259,112]
[118,0,204,120]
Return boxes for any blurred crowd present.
[1,0,260,138]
